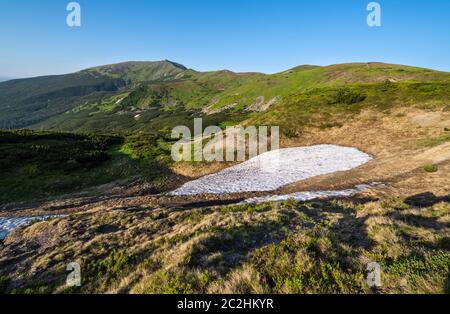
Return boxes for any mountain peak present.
[84,60,189,84]
[162,60,188,71]
[87,60,187,73]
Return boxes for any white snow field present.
[241,184,372,204]
[0,215,62,240]
[170,144,372,196]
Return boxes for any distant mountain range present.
[0,77,14,83]
[0,60,449,133]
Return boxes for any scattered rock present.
[204,103,238,115]
[247,96,278,112]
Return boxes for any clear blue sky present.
[1,0,449,77]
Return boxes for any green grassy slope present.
[33,69,259,133]
[0,61,188,129]
[0,130,172,204]
[85,60,188,84]
[1,61,449,134]
[250,80,450,136]
[32,62,450,134]
[0,73,126,129]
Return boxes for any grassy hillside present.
[33,64,450,136]
[0,62,449,295]
[0,130,172,204]
[1,62,449,204]
[0,73,126,129]
[250,80,450,136]
[2,61,448,134]
[1,197,448,294]
[0,61,188,129]
[85,60,188,84]
[33,70,258,133]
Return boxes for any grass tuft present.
[423,164,438,173]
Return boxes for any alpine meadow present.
[0,0,449,300]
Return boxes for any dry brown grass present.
[1,192,448,294]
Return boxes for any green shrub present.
[85,249,134,281]
[383,251,450,279]
[437,237,450,250]
[418,135,450,147]
[282,128,299,139]
[0,275,9,294]
[0,129,171,203]
[22,164,39,177]
[75,150,109,163]
[221,203,273,214]
[142,269,194,294]
[330,88,366,105]
[423,164,438,173]
[250,235,365,293]
[11,283,52,294]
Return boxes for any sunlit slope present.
[85,60,188,84]
[0,61,187,129]
[1,61,448,132]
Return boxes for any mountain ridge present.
[0,61,449,131]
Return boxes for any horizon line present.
[3,59,450,80]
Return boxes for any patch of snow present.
[0,215,64,240]
[247,96,279,112]
[241,184,373,204]
[170,144,373,196]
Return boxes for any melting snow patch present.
[170,144,372,196]
[241,184,372,204]
[0,215,63,240]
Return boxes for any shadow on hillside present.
[388,192,450,249]
[179,198,246,209]
[187,220,287,276]
[187,197,377,277]
[391,212,450,231]
[311,198,375,250]
[404,192,450,208]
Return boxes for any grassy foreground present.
[0,195,448,294]
[0,62,449,294]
